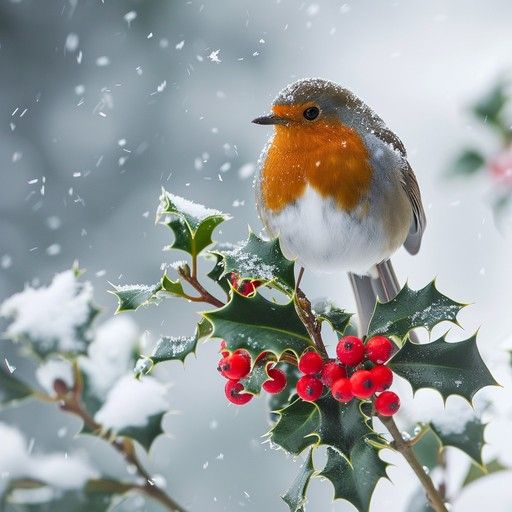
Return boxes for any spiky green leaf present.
[204,292,313,360]
[282,449,315,512]
[110,282,162,313]
[0,368,33,408]
[367,281,466,340]
[214,231,295,292]
[449,149,485,177]
[158,189,230,257]
[313,300,352,336]
[430,414,487,466]
[389,333,497,401]
[320,440,388,512]
[134,318,212,377]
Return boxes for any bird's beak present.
[252,113,288,125]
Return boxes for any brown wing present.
[372,124,426,254]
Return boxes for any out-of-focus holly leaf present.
[313,300,352,336]
[473,82,507,126]
[0,368,33,408]
[118,413,164,452]
[269,395,371,459]
[2,478,130,512]
[134,318,212,377]
[319,440,388,512]
[449,149,485,177]
[389,333,497,402]
[158,188,230,257]
[367,281,466,341]
[282,449,315,512]
[430,414,487,466]
[406,486,434,512]
[204,292,313,360]
[412,429,440,471]
[214,231,295,292]
[462,459,508,488]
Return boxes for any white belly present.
[261,186,397,275]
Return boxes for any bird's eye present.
[303,106,320,121]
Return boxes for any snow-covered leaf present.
[110,282,162,313]
[134,318,212,377]
[367,281,466,341]
[319,440,388,512]
[214,231,295,292]
[118,413,165,452]
[158,188,230,257]
[204,292,313,360]
[282,449,315,512]
[389,333,497,401]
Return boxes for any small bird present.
[252,78,426,332]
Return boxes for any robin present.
[252,78,426,332]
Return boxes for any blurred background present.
[2,0,512,510]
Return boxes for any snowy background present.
[2,0,512,510]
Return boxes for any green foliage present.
[450,149,485,177]
[118,413,165,452]
[320,440,388,512]
[0,369,33,408]
[462,459,508,488]
[214,231,295,292]
[110,282,163,313]
[158,188,230,258]
[473,82,508,128]
[389,333,497,402]
[430,415,487,466]
[313,300,352,337]
[204,292,313,360]
[240,358,271,395]
[134,318,212,377]
[282,449,315,512]
[270,396,372,459]
[367,281,466,341]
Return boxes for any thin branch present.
[57,385,188,512]
[178,266,224,308]
[380,415,448,512]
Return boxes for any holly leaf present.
[320,440,388,512]
[462,459,508,488]
[118,413,164,452]
[282,449,315,512]
[206,253,231,294]
[214,231,295,292]
[0,368,33,408]
[269,395,372,458]
[473,82,508,126]
[158,188,230,257]
[134,318,212,377]
[430,414,487,466]
[389,333,497,401]
[449,149,485,177]
[204,292,313,360]
[313,299,352,336]
[110,282,162,313]
[367,281,466,340]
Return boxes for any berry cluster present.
[218,341,287,405]
[296,335,400,416]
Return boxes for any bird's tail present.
[348,259,400,336]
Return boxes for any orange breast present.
[261,120,372,212]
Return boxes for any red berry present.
[298,351,324,375]
[375,391,400,416]
[256,351,270,363]
[365,336,393,364]
[336,336,365,367]
[225,380,253,405]
[262,367,287,394]
[296,376,323,402]
[350,370,376,399]
[321,362,347,387]
[239,281,256,296]
[371,365,393,392]
[218,351,251,380]
[331,378,353,403]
